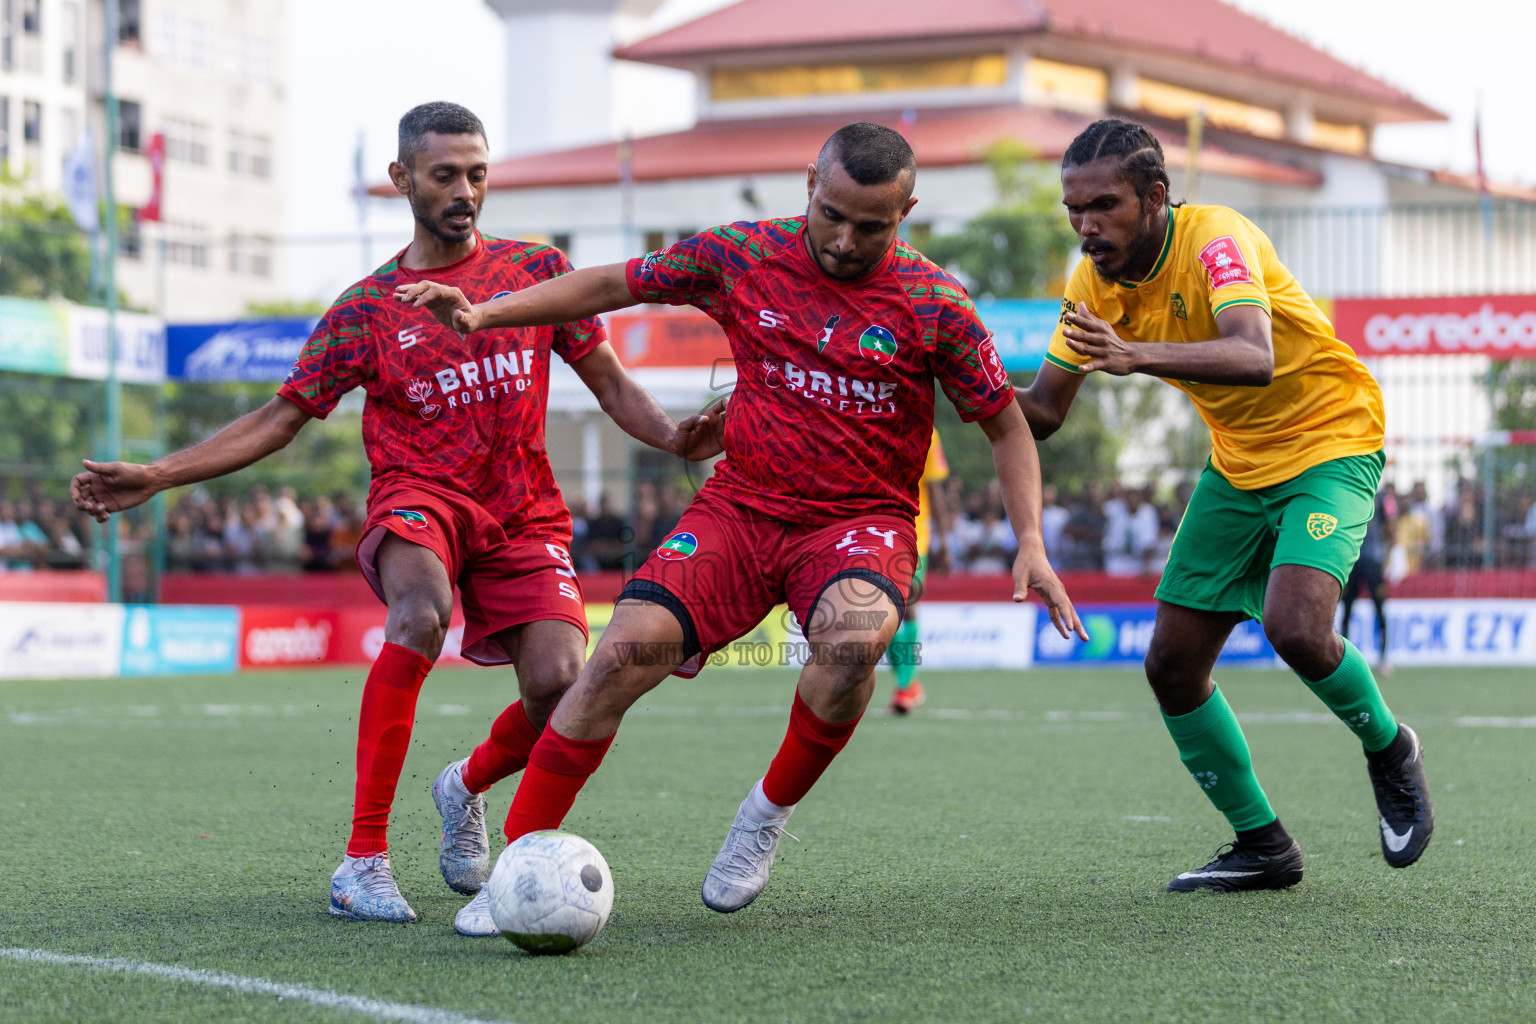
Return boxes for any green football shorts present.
[1155,450,1384,622]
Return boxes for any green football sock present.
[891,618,919,690]
[1161,684,1277,832]
[1299,636,1399,752]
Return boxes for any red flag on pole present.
[140,132,165,222]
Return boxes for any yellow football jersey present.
[915,429,949,557]
[1045,204,1383,490]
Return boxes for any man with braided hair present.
[1019,117,1433,891]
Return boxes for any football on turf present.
[485,830,613,954]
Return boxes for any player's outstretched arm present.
[1015,362,1086,441]
[978,401,1088,642]
[71,395,311,522]
[1061,303,1274,386]
[569,342,726,462]
[394,263,635,335]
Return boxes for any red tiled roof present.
[615,0,1441,123]
[385,106,1319,195]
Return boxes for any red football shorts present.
[357,478,587,666]
[624,485,918,677]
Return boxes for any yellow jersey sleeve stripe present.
[1043,352,1088,374]
[1212,297,1272,316]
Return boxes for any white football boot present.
[328,855,417,923]
[453,888,500,937]
[432,758,490,894]
[701,779,796,913]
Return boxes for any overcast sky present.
[284,0,1536,303]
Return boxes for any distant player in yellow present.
[1018,119,1432,891]
[887,428,950,714]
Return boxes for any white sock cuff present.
[750,778,794,819]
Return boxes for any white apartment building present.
[0,0,285,319]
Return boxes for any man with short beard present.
[399,121,1085,925]
[72,102,723,926]
[1019,117,1432,891]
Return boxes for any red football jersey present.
[279,235,604,540]
[627,218,1013,525]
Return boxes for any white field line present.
[0,947,518,1024]
[1456,716,1536,728]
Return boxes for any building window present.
[155,11,209,70]
[552,233,571,254]
[117,99,141,152]
[118,0,141,47]
[643,230,665,253]
[21,99,39,144]
[165,222,209,268]
[164,117,208,165]
[250,235,272,278]
[0,97,9,164]
[226,31,272,85]
[248,134,270,178]
[710,53,1008,102]
[61,2,78,83]
[227,128,244,174]
[120,212,142,260]
[20,0,37,34]
[1,0,12,71]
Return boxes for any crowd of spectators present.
[7,473,1536,579]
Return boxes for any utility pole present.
[102,0,122,603]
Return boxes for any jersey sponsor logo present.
[857,324,897,365]
[1306,512,1338,540]
[978,334,1009,390]
[1191,771,1219,790]
[1171,293,1188,320]
[758,308,786,330]
[404,379,441,420]
[432,347,536,409]
[656,532,698,560]
[1198,236,1253,290]
[389,509,430,531]
[774,360,897,415]
[1058,298,1077,325]
[817,314,841,353]
[398,326,428,349]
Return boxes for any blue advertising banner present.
[120,605,240,676]
[166,318,317,381]
[974,298,1060,373]
[1033,603,1277,666]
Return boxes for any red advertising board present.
[239,607,341,668]
[1332,294,1536,357]
[606,309,730,368]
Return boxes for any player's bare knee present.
[386,597,450,659]
[520,654,582,712]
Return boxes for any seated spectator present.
[301,496,336,572]
[1062,485,1106,571]
[582,493,629,572]
[1041,484,1070,568]
[1104,484,1161,576]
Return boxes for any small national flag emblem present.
[390,509,430,531]
[1306,513,1338,540]
[657,531,698,560]
[857,324,897,365]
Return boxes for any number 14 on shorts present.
[837,525,899,557]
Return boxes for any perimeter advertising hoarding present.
[1032,604,1277,666]
[0,601,125,678]
[119,605,240,676]
[165,318,317,381]
[0,298,165,381]
[1332,295,1536,358]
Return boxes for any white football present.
[485,830,613,954]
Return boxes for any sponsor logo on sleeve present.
[1058,298,1077,325]
[857,324,898,365]
[656,532,698,560]
[1198,236,1252,290]
[390,509,431,531]
[979,334,1009,389]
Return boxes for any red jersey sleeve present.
[519,243,607,364]
[276,281,381,419]
[625,223,763,318]
[929,283,1016,423]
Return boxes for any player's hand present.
[1012,542,1089,641]
[1062,306,1140,376]
[393,281,481,334]
[71,460,160,522]
[671,397,728,461]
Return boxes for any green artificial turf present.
[2,665,1534,1023]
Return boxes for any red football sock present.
[346,642,432,857]
[761,690,862,807]
[461,701,542,794]
[502,726,615,843]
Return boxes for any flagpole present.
[102,0,122,603]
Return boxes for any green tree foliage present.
[920,140,1079,300]
[243,298,328,318]
[0,194,93,303]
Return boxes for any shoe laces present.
[717,820,798,877]
[347,856,405,901]
[1370,755,1424,821]
[445,793,487,857]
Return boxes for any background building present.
[0,0,286,319]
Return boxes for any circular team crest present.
[656,532,698,560]
[1306,513,1338,540]
[389,509,431,531]
[857,324,897,365]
